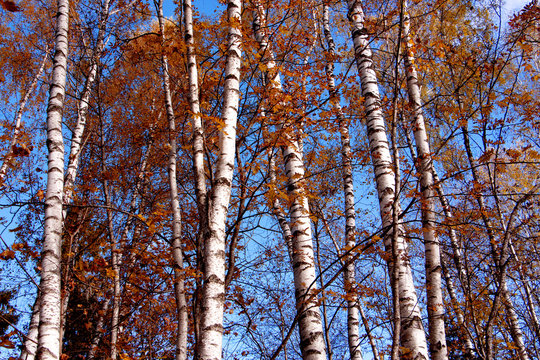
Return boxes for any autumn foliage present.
[0,0,539,359]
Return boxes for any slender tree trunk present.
[461,123,529,360]
[252,3,327,358]
[358,302,380,360]
[404,115,476,354]
[318,206,381,360]
[268,149,294,259]
[63,0,110,209]
[345,1,429,358]
[0,49,48,186]
[390,76,402,360]
[98,117,121,360]
[183,0,206,216]
[321,5,362,359]
[86,299,110,360]
[401,4,447,358]
[431,169,476,357]
[183,0,207,346]
[155,1,188,358]
[405,125,476,355]
[37,0,69,358]
[197,0,242,358]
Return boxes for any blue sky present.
[162,0,532,17]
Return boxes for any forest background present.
[0,0,539,358]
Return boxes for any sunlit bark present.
[63,0,110,209]
[0,49,47,186]
[37,0,69,358]
[252,2,327,358]
[322,4,363,359]
[183,0,207,344]
[346,1,429,358]
[156,1,188,358]
[401,3,447,358]
[198,0,242,358]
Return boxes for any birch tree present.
[321,4,364,359]
[183,0,207,342]
[155,1,188,358]
[345,1,429,358]
[252,2,327,358]
[0,49,47,186]
[197,0,242,358]
[400,2,447,358]
[37,0,69,358]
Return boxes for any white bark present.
[404,127,476,356]
[268,149,294,260]
[183,0,206,344]
[198,0,242,358]
[0,49,48,186]
[401,5,447,359]
[155,1,188,358]
[38,0,69,358]
[63,0,110,209]
[183,0,207,214]
[252,3,327,359]
[321,5,362,360]
[345,1,429,358]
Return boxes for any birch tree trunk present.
[198,0,242,358]
[401,4,447,358]
[56,4,111,350]
[345,1,429,358]
[37,0,69,358]
[155,1,188,358]
[321,5,362,359]
[63,0,110,209]
[183,0,207,345]
[98,117,121,360]
[405,132,476,357]
[183,0,206,215]
[268,149,294,260]
[252,3,327,359]
[0,49,48,186]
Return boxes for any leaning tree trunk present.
[0,48,48,186]
[401,4,447,359]
[404,131,476,357]
[321,4,363,360]
[155,0,188,358]
[57,1,112,351]
[197,0,242,358]
[345,1,429,358]
[37,0,69,358]
[459,99,529,360]
[252,2,327,359]
[63,0,110,209]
